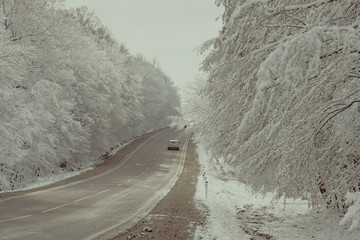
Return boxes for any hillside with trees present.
[173,0,360,229]
[0,0,180,192]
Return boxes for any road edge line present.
[89,133,191,240]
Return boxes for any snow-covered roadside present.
[1,168,93,194]
[1,139,135,194]
[194,143,360,240]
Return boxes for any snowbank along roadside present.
[194,143,360,240]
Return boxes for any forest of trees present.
[173,0,360,230]
[0,0,180,191]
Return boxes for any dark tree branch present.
[317,100,360,136]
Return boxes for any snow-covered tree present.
[0,0,180,191]
[175,0,360,229]
[171,74,212,139]
[129,56,180,131]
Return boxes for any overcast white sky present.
[64,0,224,89]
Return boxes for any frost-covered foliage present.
[173,0,360,229]
[340,192,360,230]
[0,0,179,191]
[171,75,212,135]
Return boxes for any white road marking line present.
[87,133,191,240]
[74,195,93,203]
[148,213,188,219]
[0,215,32,223]
[42,203,69,213]
[39,189,109,214]
[96,189,109,195]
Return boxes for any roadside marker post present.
[205,180,208,200]
[203,171,208,200]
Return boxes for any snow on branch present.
[264,24,306,29]
[318,100,360,132]
[340,192,360,230]
[269,0,337,15]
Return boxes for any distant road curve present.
[0,128,189,240]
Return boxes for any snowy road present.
[0,128,189,240]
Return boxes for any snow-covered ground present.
[1,140,134,194]
[194,144,360,240]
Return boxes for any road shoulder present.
[112,139,206,240]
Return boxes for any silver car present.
[167,140,180,150]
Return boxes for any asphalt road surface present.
[0,128,189,240]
